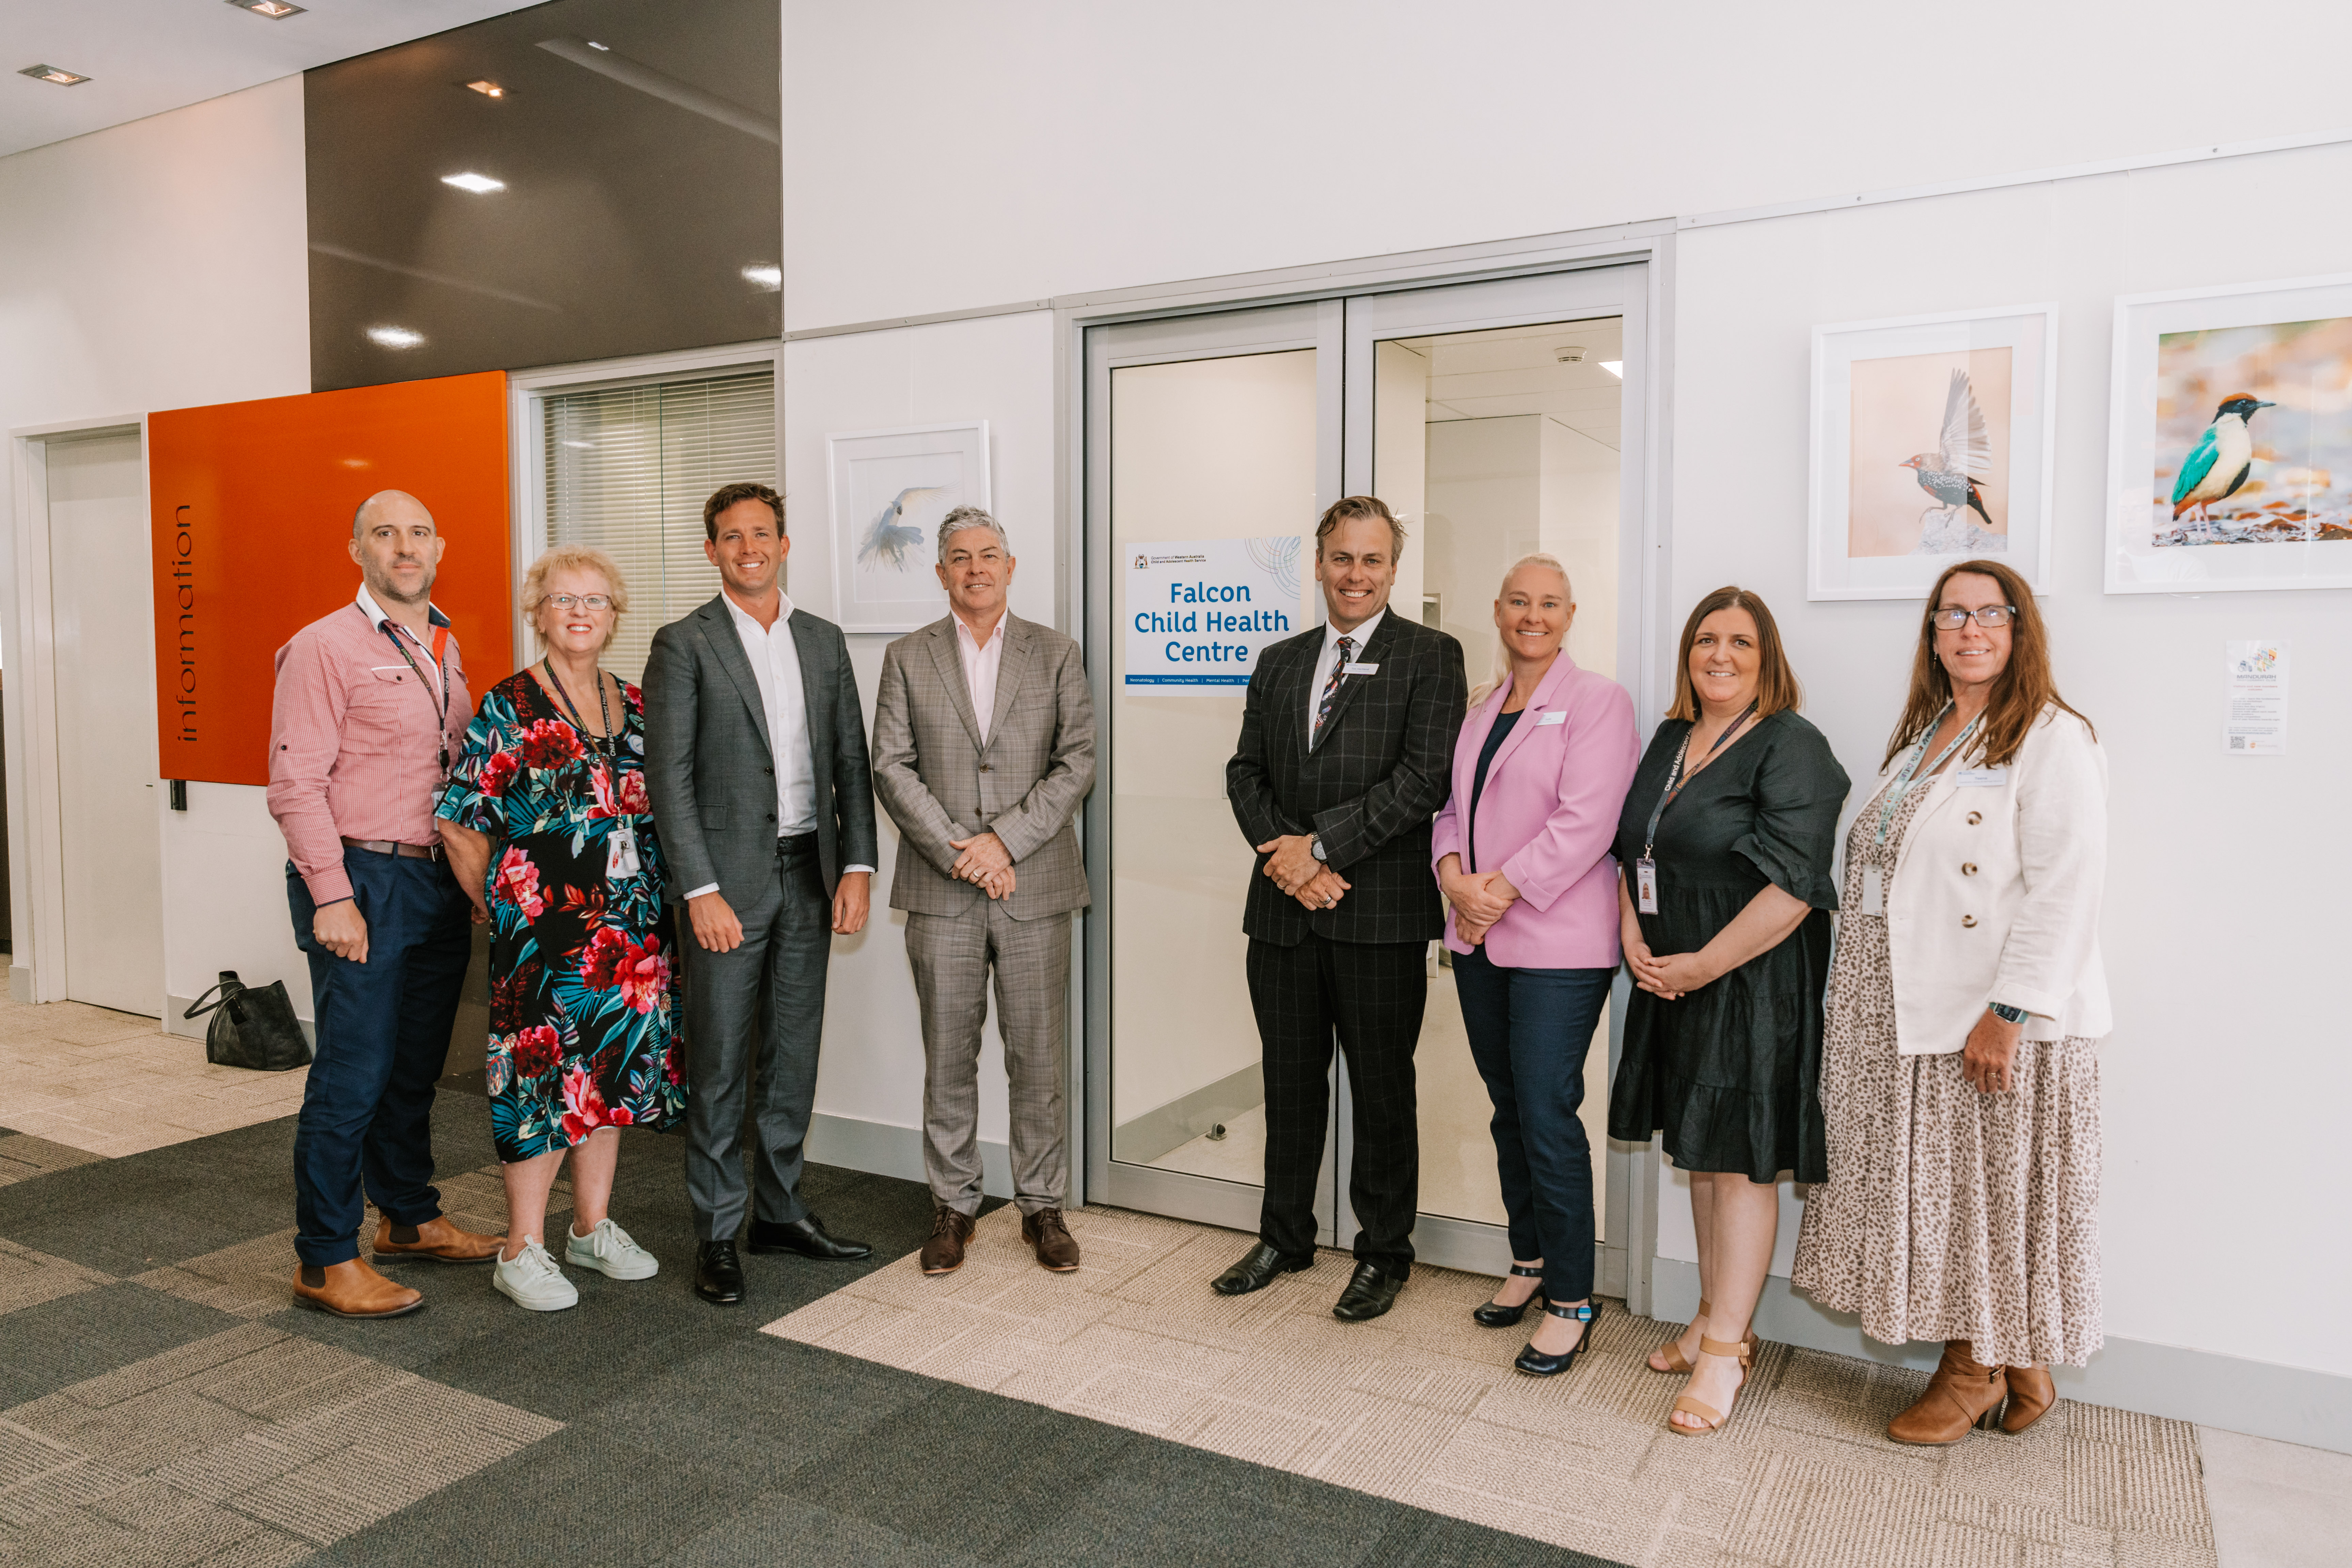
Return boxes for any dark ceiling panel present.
[305,0,779,392]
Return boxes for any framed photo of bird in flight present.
[824,420,992,632]
[2106,272,2352,594]
[1807,303,2057,601]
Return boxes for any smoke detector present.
[1553,345,1589,364]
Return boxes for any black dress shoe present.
[1473,1264,1547,1328]
[1515,1299,1600,1376]
[1211,1241,1314,1296]
[694,1240,745,1305]
[1332,1261,1407,1321]
[749,1215,872,1261]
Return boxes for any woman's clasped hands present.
[1442,864,1519,946]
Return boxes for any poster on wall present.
[2223,640,2288,754]
[1808,304,2057,601]
[825,421,989,633]
[1123,537,1304,684]
[2106,273,2352,593]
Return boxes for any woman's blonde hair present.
[1469,553,1574,708]
[521,544,630,651]
[1664,585,1801,721]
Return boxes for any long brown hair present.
[1884,558,2094,770]
[1665,586,1801,721]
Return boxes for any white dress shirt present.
[954,609,1008,744]
[681,588,871,900]
[1305,606,1384,744]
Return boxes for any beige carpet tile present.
[0,1324,562,1564]
[0,997,310,1160]
[762,1204,2219,1568]
[0,1238,113,1321]
[0,1134,104,1187]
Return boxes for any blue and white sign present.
[1124,536,1304,685]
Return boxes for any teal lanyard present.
[1875,706,1978,849]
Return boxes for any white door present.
[46,428,164,1016]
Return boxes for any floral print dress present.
[436,669,683,1162]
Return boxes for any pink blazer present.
[1430,654,1638,969]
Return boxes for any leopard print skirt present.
[1789,779,2103,1367]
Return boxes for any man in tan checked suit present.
[872,506,1096,1277]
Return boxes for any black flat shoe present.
[1211,1241,1314,1296]
[694,1240,745,1305]
[1332,1262,1407,1322]
[749,1215,872,1261]
[1515,1299,1600,1376]
[1473,1264,1547,1328]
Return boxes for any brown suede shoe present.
[292,1258,424,1318]
[1888,1340,2008,1445]
[1021,1207,1081,1272]
[373,1214,504,1264]
[2001,1363,2055,1433]
[920,1205,976,1275]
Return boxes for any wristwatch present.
[1986,1002,2028,1024]
[1308,834,1328,863]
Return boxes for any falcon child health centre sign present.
[1124,536,1305,684]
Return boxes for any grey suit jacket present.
[641,594,878,905]
[872,612,1095,920]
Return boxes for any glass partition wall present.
[1085,268,1647,1280]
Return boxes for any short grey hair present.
[936,505,1010,563]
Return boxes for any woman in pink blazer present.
[1432,555,1638,1377]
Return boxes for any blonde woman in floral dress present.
[437,546,684,1312]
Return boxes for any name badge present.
[1857,864,1884,917]
[1536,710,1567,726]
[1343,661,1379,676]
[607,817,643,881]
[1635,857,1659,914]
[1953,767,2007,787]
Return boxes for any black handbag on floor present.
[184,970,313,1072]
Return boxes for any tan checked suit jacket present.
[872,612,1095,919]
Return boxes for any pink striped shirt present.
[266,589,471,905]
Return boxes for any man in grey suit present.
[643,481,880,1306]
[873,506,1096,1277]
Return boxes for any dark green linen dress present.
[1606,709,1849,1183]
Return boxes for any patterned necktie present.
[1313,635,1356,744]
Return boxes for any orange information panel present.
[148,372,514,787]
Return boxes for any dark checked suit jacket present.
[1226,611,1467,947]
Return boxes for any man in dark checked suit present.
[1214,495,1467,1322]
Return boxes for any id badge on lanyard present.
[1635,858,1660,914]
[607,814,643,881]
[1637,704,1753,918]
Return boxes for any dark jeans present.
[1452,944,1612,1303]
[286,848,472,1267]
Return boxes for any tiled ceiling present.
[0,0,547,158]
[1395,317,1626,451]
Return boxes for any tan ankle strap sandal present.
[1667,1335,1752,1435]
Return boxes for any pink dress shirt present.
[266,589,472,906]
[955,609,1008,743]
[1430,653,1639,969]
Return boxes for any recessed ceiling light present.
[366,326,425,349]
[742,264,782,290]
[18,64,91,86]
[1599,360,1624,378]
[464,80,508,98]
[441,172,506,194]
[586,40,611,51]
[226,0,306,17]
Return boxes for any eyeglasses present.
[1931,605,2015,630]
[544,593,613,611]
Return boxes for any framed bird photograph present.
[2106,272,2352,594]
[1807,303,2057,600]
[824,420,992,632]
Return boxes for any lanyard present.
[541,657,616,761]
[1874,704,1978,848]
[381,620,453,776]
[1643,702,1755,860]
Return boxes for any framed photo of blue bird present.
[2106,273,2352,594]
[1808,303,2057,600]
[824,420,992,632]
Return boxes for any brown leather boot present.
[373,1214,504,1263]
[1887,1340,2008,1445]
[1021,1207,1082,1272]
[292,1258,424,1318]
[2001,1363,2055,1433]
[920,1205,976,1275]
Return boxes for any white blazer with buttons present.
[1881,703,2110,1055]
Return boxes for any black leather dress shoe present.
[694,1240,745,1305]
[1515,1299,1601,1376]
[1211,1241,1314,1296]
[1332,1261,1407,1321]
[749,1215,872,1261]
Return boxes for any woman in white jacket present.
[1791,558,2107,1445]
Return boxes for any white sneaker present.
[566,1218,659,1281]
[492,1238,579,1311]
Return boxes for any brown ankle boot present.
[1887,1340,2007,1445]
[291,1258,424,1318]
[2001,1363,2055,1433]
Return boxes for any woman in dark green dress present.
[1607,586,1847,1436]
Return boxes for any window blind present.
[542,368,776,682]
